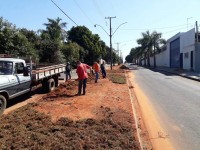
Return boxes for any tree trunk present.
[147,52,150,68]
[153,44,156,68]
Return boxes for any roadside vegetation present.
[108,73,126,84]
[0,17,122,65]
[125,30,166,68]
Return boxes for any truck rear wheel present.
[0,95,6,115]
[47,78,55,92]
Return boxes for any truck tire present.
[47,78,55,92]
[0,95,6,115]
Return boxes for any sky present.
[0,0,199,60]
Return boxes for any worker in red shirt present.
[92,60,100,83]
[76,60,91,95]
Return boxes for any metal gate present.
[170,38,180,68]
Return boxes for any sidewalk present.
[155,66,200,81]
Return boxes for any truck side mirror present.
[23,67,29,76]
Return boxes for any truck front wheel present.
[0,95,6,115]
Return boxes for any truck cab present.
[0,58,31,114]
[0,57,65,114]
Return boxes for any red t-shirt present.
[76,63,90,79]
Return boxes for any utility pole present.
[105,16,116,70]
[95,19,127,70]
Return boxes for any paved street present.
[131,65,200,150]
[59,70,78,81]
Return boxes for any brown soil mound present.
[0,65,141,150]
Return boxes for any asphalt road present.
[59,70,78,81]
[130,65,200,150]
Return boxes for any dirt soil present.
[0,66,148,150]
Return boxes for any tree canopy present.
[126,30,166,66]
[0,17,120,66]
[68,26,104,65]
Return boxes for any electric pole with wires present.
[105,16,116,70]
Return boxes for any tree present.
[112,49,120,65]
[43,18,67,42]
[137,32,150,66]
[151,31,166,68]
[61,42,83,65]
[100,42,111,63]
[0,17,38,58]
[125,55,133,63]
[136,30,166,67]
[67,26,104,65]
[0,17,16,54]
[39,17,67,63]
[19,28,39,59]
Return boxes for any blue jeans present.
[66,72,71,81]
[101,69,106,78]
[95,72,99,83]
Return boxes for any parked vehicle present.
[0,58,66,114]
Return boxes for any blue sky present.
[0,0,199,60]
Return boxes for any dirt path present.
[128,71,175,150]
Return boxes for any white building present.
[147,27,200,72]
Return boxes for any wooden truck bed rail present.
[31,64,66,81]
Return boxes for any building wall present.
[156,48,170,67]
[140,28,199,71]
[150,57,154,66]
[151,28,196,70]
[149,48,170,67]
[141,59,144,66]
[180,28,195,70]
[195,43,200,72]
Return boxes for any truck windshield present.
[0,61,13,75]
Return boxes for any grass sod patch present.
[0,103,139,150]
[108,73,126,84]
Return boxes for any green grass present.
[108,74,126,84]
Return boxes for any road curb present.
[125,71,144,150]
[154,68,200,82]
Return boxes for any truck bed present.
[31,64,66,81]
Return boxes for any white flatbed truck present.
[0,58,66,114]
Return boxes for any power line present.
[92,0,105,19]
[72,0,106,36]
[120,23,193,31]
[50,0,78,26]
[73,0,94,25]
[92,0,109,30]
[162,26,188,34]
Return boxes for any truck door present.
[14,62,31,93]
[0,61,18,96]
